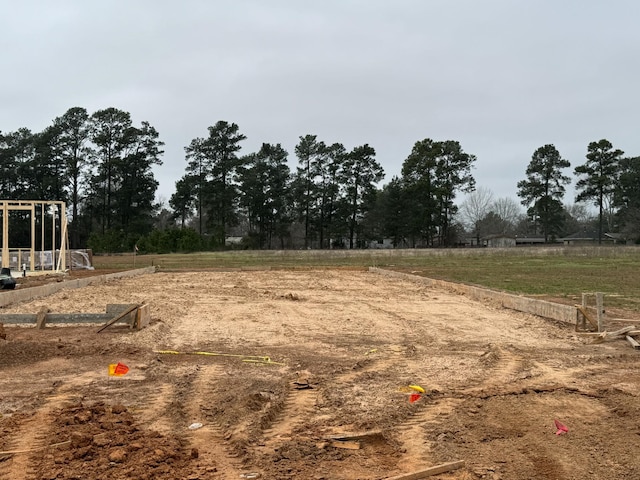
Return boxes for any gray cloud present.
[2,0,639,206]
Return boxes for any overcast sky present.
[2,1,639,209]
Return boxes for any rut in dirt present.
[0,389,72,480]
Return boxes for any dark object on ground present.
[0,267,17,290]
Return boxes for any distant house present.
[514,236,546,245]
[225,236,244,246]
[483,234,516,248]
[369,238,395,249]
[559,228,618,245]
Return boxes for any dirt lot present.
[1,269,639,479]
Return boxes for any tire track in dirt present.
[395,396,466,467]
[259,352,403,453]
[135,382,176,434]
[0,389,72,480]
[183,363,245,476]
[259,380,319,451]
[391,346,528,468]
[459,349,606,400]
[462,346,526,397]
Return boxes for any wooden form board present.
[0,304,145,330]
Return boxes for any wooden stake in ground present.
[36,306,49,329]
[596,292,605,332]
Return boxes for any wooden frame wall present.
[0,200,68,272]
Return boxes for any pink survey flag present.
[554,419,569,435]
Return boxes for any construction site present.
[1,263,639,480]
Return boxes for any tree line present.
[460,141,639,245]
[1,107,639,253]
[0,107,162,250]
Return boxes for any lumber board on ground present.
[384,460,465,479]
[328,430,383,441]
[580,330,640,335]
[626,335,640,350]
[591,326,636,344]
[329,440,361,450]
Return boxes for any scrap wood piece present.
[626,335,640,350]
[0,322,5,340]
[329,440,361,450]
[384,460,465,480]
[97,304,139,333]
[590,326,636,344]
[293,380,313,390]
[327,429,383,441]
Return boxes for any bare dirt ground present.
[1,269,640,480]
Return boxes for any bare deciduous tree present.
[459,186,494,243]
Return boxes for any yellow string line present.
[153,350,284,365]
[242,358,286,365]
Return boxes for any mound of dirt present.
[33,402,211,480]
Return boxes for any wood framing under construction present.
[0,200,68,272]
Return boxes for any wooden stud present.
[580,293,588,330]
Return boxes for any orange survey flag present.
[108,362,130,376]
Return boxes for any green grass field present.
[93,246,640,313]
